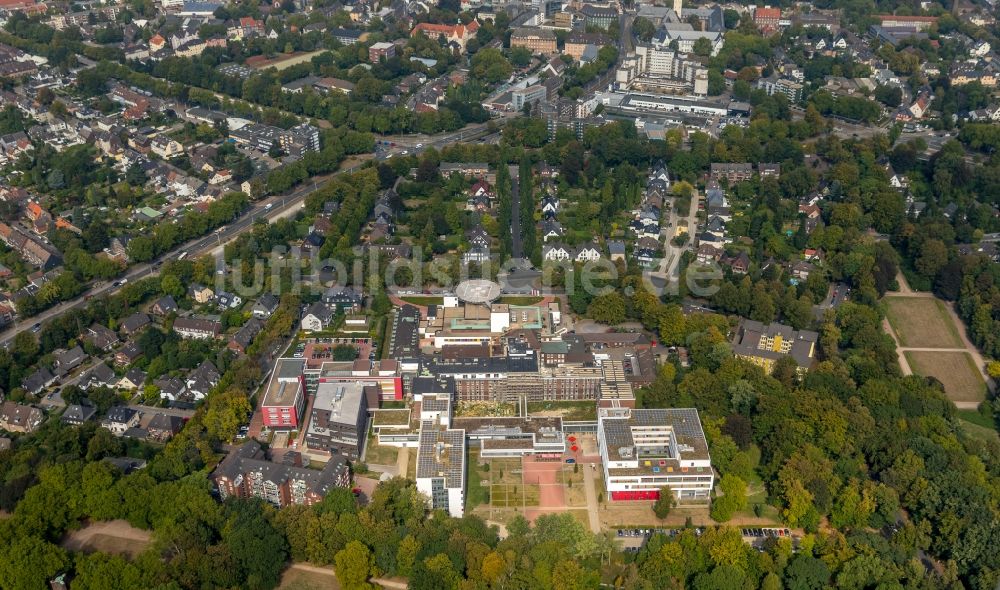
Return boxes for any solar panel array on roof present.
[416,421,465,489]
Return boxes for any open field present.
[278,565,340,590]
[885,297,963,348]
[905,351,986,403]
[249,50,328,71]
[62,520,152,558]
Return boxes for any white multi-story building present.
[415,422,466,517]
[512,84,548,111]
[597,407,714,502]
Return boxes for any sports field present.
[884,297,963,348]
[905,351,986,403]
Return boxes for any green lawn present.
[490,484,540,507]
[956,409,995,429]
[527,401,597,421]
[363,434,399,466]
[400,296,444,306]
[959,419,1000,444]
[466,451,491,509]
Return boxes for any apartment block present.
[510,28,557,54]
[261,359,306,429]
[731,319,818,373]
[212,441,350,507]
[305,381,371,459]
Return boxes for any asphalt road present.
[510,164,523,260]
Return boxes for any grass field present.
[959,419,1000,444]
[467,451,491,509]
[490,483,540,507]
[400,296,444,306]
[956,409,994,428]
[278,566,340,590]
[363,434,399,466]
[499,296,544,306]
[905,351,986,403]
[884,297,963,348]
[252,50,329,71]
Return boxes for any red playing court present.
[522,456,566,508]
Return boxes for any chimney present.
[674,0,682,18]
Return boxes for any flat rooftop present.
[416,422,466,489]
[453,415,564,438]
[455,279,501,303]
[313,381,367,428]
[263,359,305,407]
[601,408,710,466]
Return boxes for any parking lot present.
[615,526,794,552]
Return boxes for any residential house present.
[439,162,490,179]
[120,312,151,336]
[115,341,143,367]
[301,302,336,332]
[574,244,603,262]
[696,244,723,265]
[710,163,753,184]
[0,401,43,433]
[215,291,243,309]
[720,251,751,274]
[541,220,565,242]
[62,402,97,426]
[466,227,490,250]
[634,237,661,267]
[103,406,140,436]
[84,323,119,352]
[252,293,280,319]
[154,376,187,402]
[542,243,572,262]
[324,287,364,313]
[151,295,178,316]
[22,367,56,396]
[117,368,146,390]
[186,360,221,399]
[188,283,215,304]
[540,196,560,217]
[228,318,263,354]
[759,163,781,178]
[147,413,184,442]
[608,240,626,262]
[53,346,87,378]
[173,317,222,339]
[80,362,116,390]
[791,260,815,281]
